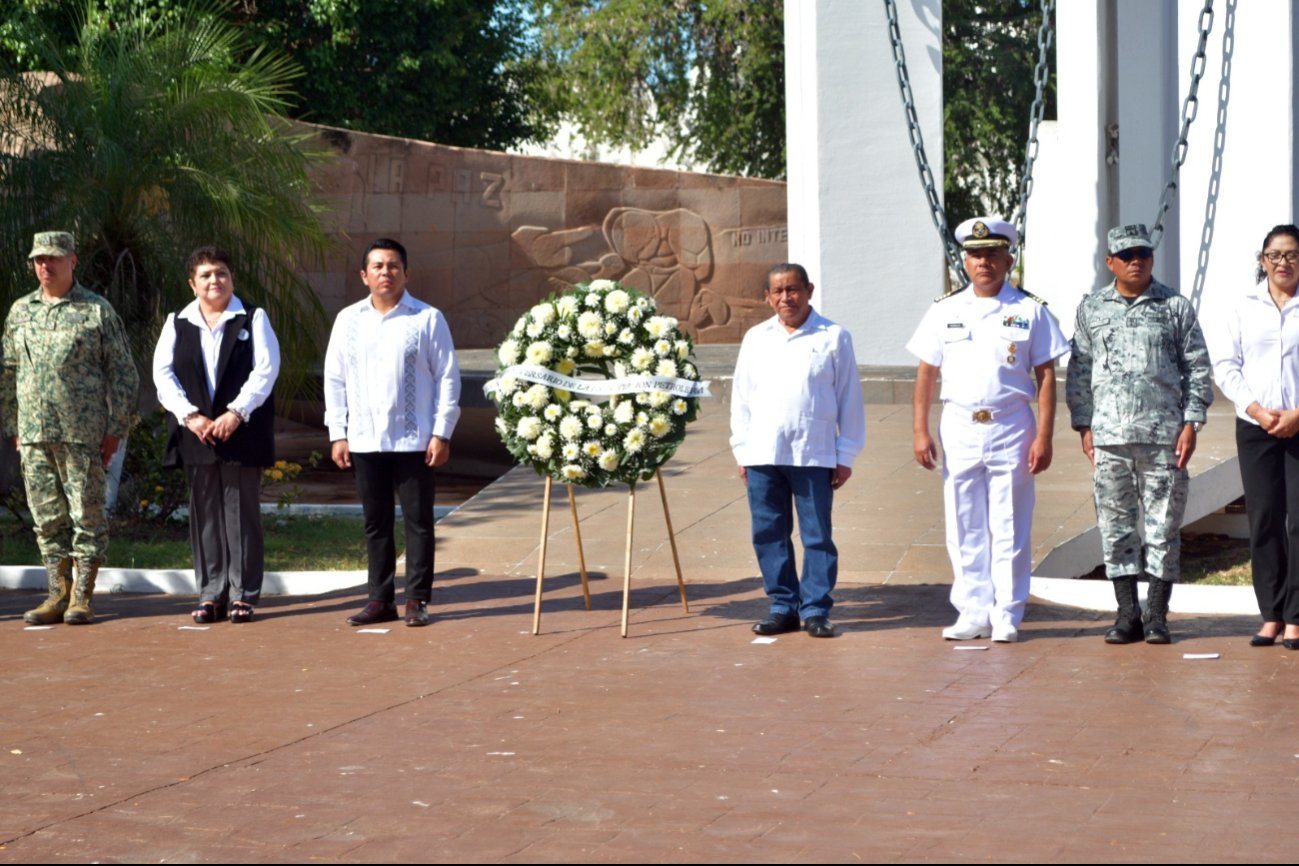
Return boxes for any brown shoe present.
[405,600,430,627]
[347,601,399,626]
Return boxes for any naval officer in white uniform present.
[906,217,1069,642]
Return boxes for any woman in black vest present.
[151,246,280,623]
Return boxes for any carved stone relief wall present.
[302,124,788,347]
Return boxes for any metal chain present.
[1011,0,1056,248]
[1149,0,1215,249]
[883,0,967,285]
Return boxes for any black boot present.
[1105,576,1145,644]
[1144,576,1173,644]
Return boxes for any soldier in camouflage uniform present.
[1066,224,1213,644]
[1,232,139,625]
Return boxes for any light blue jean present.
[745,465,837,619]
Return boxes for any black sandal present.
[230,602,254,624]
[192,602,222,624]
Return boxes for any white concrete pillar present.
[784,0,945,365]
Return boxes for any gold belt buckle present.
[972,409,993,423]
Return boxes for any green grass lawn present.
[0,515,369,571]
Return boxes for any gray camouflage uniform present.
[1066,278,1213,581]
[1,282,139,562]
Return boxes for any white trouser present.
[938,402,1036,629]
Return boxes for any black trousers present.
[185,463,264,605]
[1236,418,1299,624]
[352,451,435,604]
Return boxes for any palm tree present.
[0,0,334,397]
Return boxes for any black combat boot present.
[1143,576,1173,644]
[1105,576,1145,644]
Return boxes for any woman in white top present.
[1211,224,1299,648]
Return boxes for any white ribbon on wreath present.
[486,364,712,399]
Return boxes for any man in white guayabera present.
[324,238,461,628]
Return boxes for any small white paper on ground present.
[177,625,210,631]
[750,636,778,645]
[357,628,391,634]
[24,625,55,631]
[954,645,989,651]
[1183,652,1220,660]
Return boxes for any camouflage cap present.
[28,231,76,259]
[1107,224,1153,254]
[955,216,1018,250]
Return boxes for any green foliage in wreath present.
[489,280,704,488]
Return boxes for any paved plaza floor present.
[2,371,1295,863]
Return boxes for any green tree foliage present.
[227,0,553,149]
[941,0,1054,223]
[0,0,332,397]
[530,0,786,179]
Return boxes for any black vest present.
[163,307,275,468]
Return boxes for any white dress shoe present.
[942,622,991,640]
[991,624,1019,643]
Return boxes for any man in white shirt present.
[907,217,1069,644]
[324,238,462,627]
[730,263,866,639]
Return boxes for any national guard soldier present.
[1066,224,1213,644]
[908,217,1069,643]
[1,231,139,625]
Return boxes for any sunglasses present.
[1112,248,1153,262]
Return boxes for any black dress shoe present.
[347,601,399,626]
[404,600,430,627]
[752,611,801,636]
[1250,633,1278,647]
[804,616,835,638]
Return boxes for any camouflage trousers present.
[19,442,109,562]
[1093,443,1188,582]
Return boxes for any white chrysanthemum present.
[535,435,554,460]
[556,323,573,340]
[517,417,543,440]
[604,289,631,314]
[525,384,549,410]
[586,413,603,430]
[561,464,586,481]
[494,417,508,435]
[511,392,526,408]
[636,296,651,310]
[649,390,671,408]
[498,339,521,366]
[624,428,647,453]
[497,375,519,395]
[682,362,697,378]
[526,320,545,338]
[525,341,553,365]
[614,401,635,424]
[671,398,689,416]
[618,328,635,345]
[584,341,606,358]
[570,400,590,412]
[648,415,671,438]
[590,279,616,291]
[636,411,649,426]
[598,450,620,471]
[675,340,690,360]
[559,416,584,440]
[655,359,678,378]
[583,292,602,307]
[654,339,672,357]
[635,392,649,405]
[555,388,572,403]
[577,311,603,339]
[544,403,563,421]
[627,306,643,325]
[645,315,677,338]
[556,358,576,375]
[557,295,580,318]
[604,321,618,336]
[562,442,580,460]
[631,347,655,371]
[583,441,602,458]
[604,423,619,437]
[566,346,579,358]
[613,361,628,379]
[531,302,557,326]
